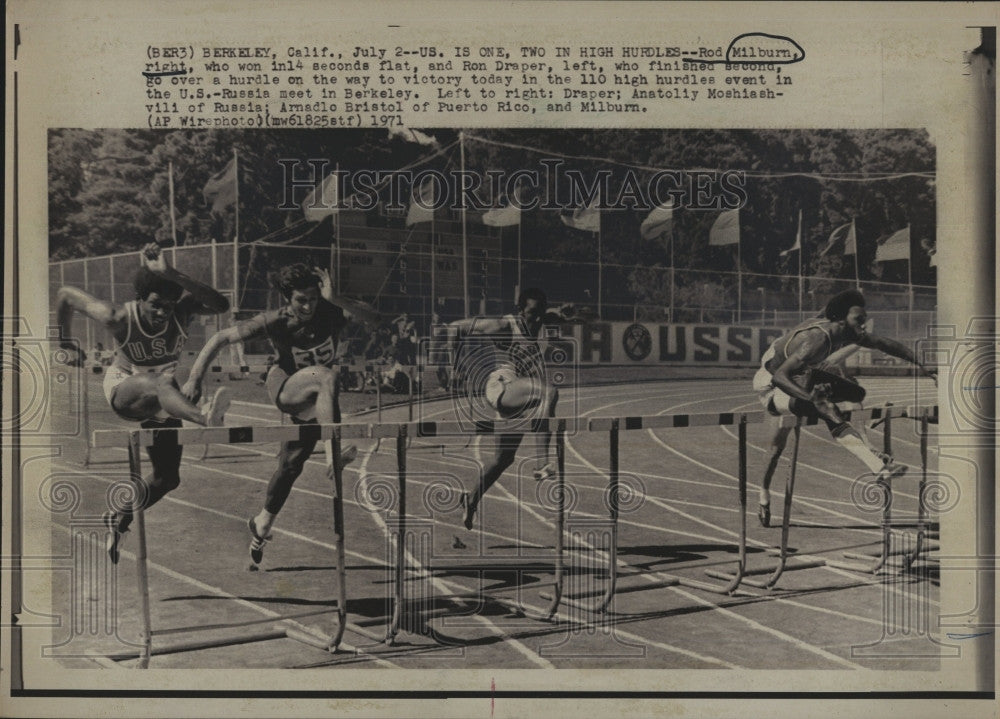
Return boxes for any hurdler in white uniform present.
[446,288,573,531]
[55,243,231,562]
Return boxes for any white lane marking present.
[667,585,870,670]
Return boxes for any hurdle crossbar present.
[193,362,430,460]
[587,404,934,433]
[94,421,372,448]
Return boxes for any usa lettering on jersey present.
[124,335,186,362]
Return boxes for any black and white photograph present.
[4,3,996,718]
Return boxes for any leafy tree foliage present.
[49,128,935,307]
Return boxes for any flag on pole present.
[780,210,802,256]
[560,200,600,232]
[640,200,674,240]
[708,209,740,246]
[482,191,522,227]
[406,176,438,226]
[202,158,237,214]
[821,220,856,256]
[920,237,937,267]
[388,126,439,147]
[302,173,339,222]
[875,226,911,262]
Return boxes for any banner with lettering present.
[551,322,788,367]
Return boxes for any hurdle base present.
[843,540,939,561]
[824,559,885,573]
[735,559,827,588]
[716,558,825,580]
[284,626,340,652]
[106,627,288,661]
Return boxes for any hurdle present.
[825,404,939,574]
[707,404,938,591]
[541,405,938,610]
[92,421,370,667]
[557,411,770,608]
[370,418,567,646]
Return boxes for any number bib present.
[290,337,336,370]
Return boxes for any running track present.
[47,374,941,674]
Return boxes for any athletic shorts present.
[103,362,177,421]
[484,367,517,411]
[266,365,333,422]
[753,366,794,416]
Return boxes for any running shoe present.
[877,462,908,482]
[460,492,475,531]
[532,463,556,481]
[103,511,125,565]
[202,387,232,427]
[247,517,272,565]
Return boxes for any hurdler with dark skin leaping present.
[446,288,579,531]
[56,243,232,562]
[752,289,938,526]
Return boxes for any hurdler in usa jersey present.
[184,263,380,566]
[751,288,938,528]
[55,243,232,563]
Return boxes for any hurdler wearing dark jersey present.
[184,263,379,566]
[750,289,937,527]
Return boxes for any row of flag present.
[202,157,934,266]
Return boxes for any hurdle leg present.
[82,369,94,468]
[838,404,896,571]
[372,368,384,453]
[870,406,894,572]
[556,418,624,614]
[703,414,749,594]
[407,367,415,422]
[743,423,800,589]
[385,424,407,645]
[326,426,348,652]
[593,420,620,613]
[128,431,153,668]
[541,420,567,620]
[902,412,931,569]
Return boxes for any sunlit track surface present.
[48,374,941,669]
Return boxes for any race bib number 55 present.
[291,339,335,369]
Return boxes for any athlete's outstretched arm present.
[315,267,381,325]
[182,315,267,401]
[55,286,126,364]
[142,243,230,315]
[861,334,937,383]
